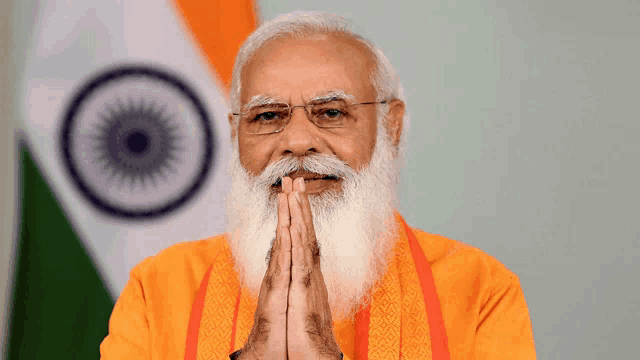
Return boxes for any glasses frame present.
[232,100,389,135]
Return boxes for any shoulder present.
[408,227,526,324]
[129,234,232,293]
[103,235,234,359]
[408,228,536,356]
[410,227,518,288]
[134,234,229,271]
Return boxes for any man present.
[100,11,536,360]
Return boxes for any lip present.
[288,170,331,181]
[272,171,339,189]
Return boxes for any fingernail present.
[299,177,306,191]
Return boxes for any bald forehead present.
[240,33,376,105]
[248,33,375,70]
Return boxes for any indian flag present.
[3,0,257,359]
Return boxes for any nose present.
[279,106,321,157]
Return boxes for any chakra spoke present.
[116,174,126,190]
[92,144,106,152]
[87,96,192,191]
[158,168,169,181]
[87,134,104,142]
[168,146,186,154]
[165,163,178,174]
[154,104,167,118]
[149,174,157,187]
[126,97,135,112]
[106,166,117,184]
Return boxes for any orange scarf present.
[184,215,450,360]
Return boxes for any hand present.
[286,177,342,360]
[238,178,294,360]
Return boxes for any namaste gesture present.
[238,176,342,360]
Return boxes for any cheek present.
[359,120,378,164]
[337,130,377,170]
[237,136,272,176]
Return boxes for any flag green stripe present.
[7,145,114,360]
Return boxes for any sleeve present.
[473,275,537,360]
[100,265,150,359]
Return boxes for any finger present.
[279,217,291,286]
[273,193,288,255]
[265,194,290,292]
[288,199,310,287]
[277,193,292,276]
[287,189,304,251]
[289,179,319,268]
[278,192,290,229]
[282,176,293,194]
[270,191,289,263]
[294,178,316,250]
[292,175,300,192]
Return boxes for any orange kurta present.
[100,216,536,359]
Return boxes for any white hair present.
[225,12,414,319]
[229,11,409,154]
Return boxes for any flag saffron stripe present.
[172,0,258,88]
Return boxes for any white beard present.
[226,119,401,321]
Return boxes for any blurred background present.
[2,0,639,359]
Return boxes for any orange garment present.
[184,215,449,360]
[100,215,536,359]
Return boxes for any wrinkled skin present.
[239,177,341,360]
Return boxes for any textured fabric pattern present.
[196,240,238,360]
[233,286,259,353]
[395,219,433,360]
[367,250,402,360]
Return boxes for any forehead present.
[240,34,376,104]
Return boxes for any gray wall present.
[258,1,640,359]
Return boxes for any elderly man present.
[100,11,536,360]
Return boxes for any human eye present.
[319,108,345,118]
[253,111,279,122]
[311,101,349,122]
[249,106,287,123]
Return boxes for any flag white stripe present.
[20,0,232,298]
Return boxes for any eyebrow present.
[308,90,356,104]
[241,90,357,112]
[242,94,282,112]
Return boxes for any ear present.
[228,113,237,141]
[385,99,405,148]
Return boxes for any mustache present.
[252,154,356,189]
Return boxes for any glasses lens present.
[308,100,351,128]
[244,104,290,134]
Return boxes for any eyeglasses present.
[232,99,388,135]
